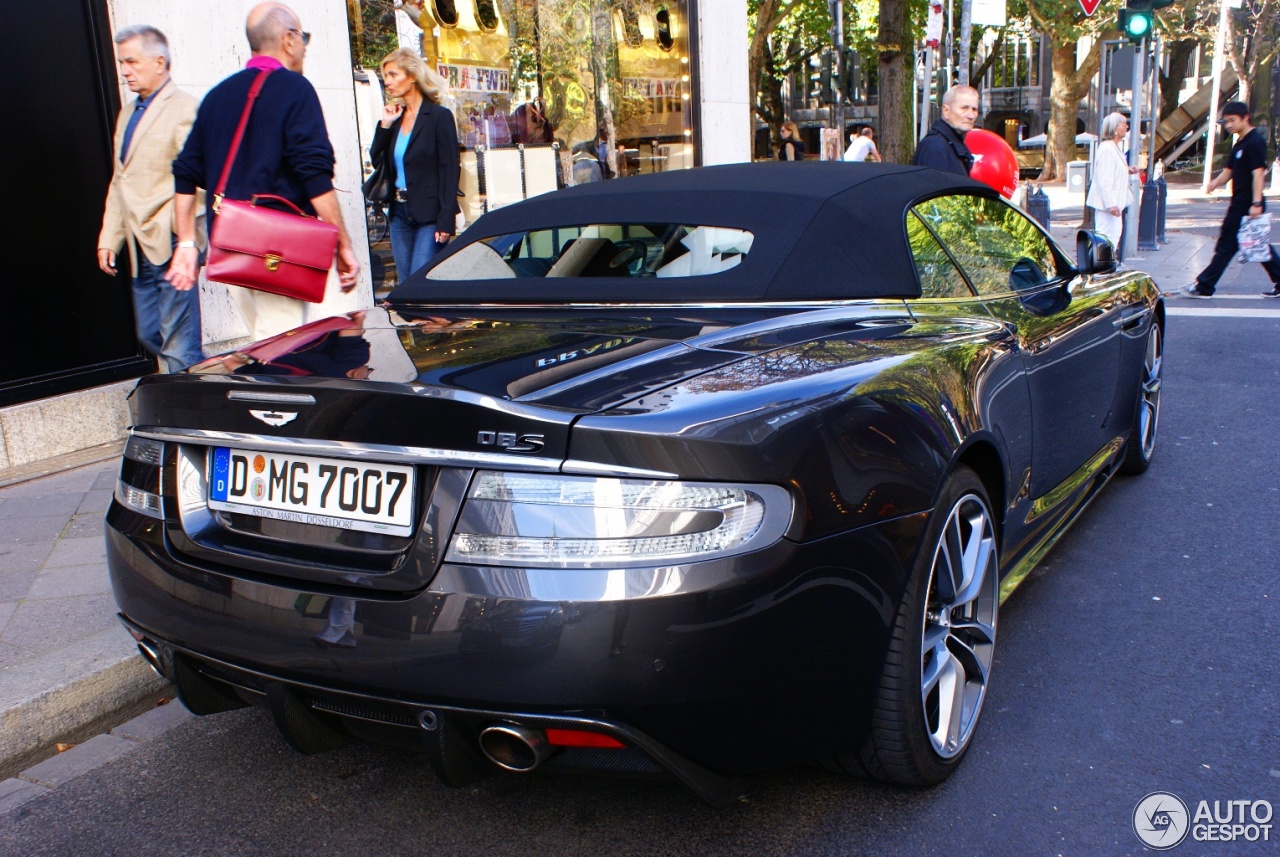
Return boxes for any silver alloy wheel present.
[920,492,998,759]
[1137,325,1163,460]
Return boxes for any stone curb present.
[0,626,171,781]
[0,701,192,814]
[0,440,124,490]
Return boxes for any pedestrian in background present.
[168,1,359,340]
[370,48,459,280]
[778,122,805,161]
[914,86,978,176]
[97,24,203,372]
[1086,112,1136,249]
[1184,101,1280,298]
[843,127,880,163]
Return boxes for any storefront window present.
[398,0,694,218]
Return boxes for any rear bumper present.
[121,616,748,805]
[107,499,927,788]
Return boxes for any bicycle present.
[366,200,389,245]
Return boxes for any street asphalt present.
[1,179,1276,819]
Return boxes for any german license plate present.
[208,447,414,536]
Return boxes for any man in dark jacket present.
[167,2,359,341]
[913,85,979,176]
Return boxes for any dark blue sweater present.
[173,68,334,219]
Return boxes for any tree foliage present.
[1224,0,1280,107]
[349,0,402,70]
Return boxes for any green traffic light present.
[1126,13,1151,36]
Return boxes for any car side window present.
[911,194,1061,297]
[906,211,973,299]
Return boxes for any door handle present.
[1114,308,1151,331]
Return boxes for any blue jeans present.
[131,244,203,372]
[389,201,442,280]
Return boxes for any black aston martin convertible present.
[106,162,1164,805]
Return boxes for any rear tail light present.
[445,471,792,569]
[115,481,163,518]
[124,436,164,465]
[115,434,165,518]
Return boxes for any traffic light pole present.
[1124,37,1145,259]
[827,0,846,151]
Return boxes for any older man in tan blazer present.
[98,24,203,372]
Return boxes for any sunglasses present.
[290,28,311,46]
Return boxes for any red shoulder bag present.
[204,69,339,303]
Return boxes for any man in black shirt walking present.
[1184,101,1280,298]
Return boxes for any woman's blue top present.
[394,130,411,190]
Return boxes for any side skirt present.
[998,436,1125,603]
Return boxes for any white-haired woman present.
[370,48,459,278]
[1086,112,1137,248]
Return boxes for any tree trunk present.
[749,0,787,152]
[1227,14,1251,107]
[758,42,786,157]
[970,31,1005,91]
[1042,39,1100,181]
[590,0,617,177]
[878,0,914,163]
[1159,40,1198,122]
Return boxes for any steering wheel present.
[609,239,650,274]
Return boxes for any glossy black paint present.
[106,175,1165,792]
[108,503,926,775]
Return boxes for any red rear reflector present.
[544,729,625,749]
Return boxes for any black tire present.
[1120,322,1162,475]
[821,466,999,785]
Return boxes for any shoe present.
[312,630,357,648]
[1181,285,1212,299]
[1261,287,1280,298]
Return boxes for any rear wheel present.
[1120,322,1162,475]
[823,466,999,785]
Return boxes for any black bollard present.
[1156,175,1168,244]
[1137,178,1160,252]
[1027,184,1051,229]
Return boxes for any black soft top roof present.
[389,161,996,304]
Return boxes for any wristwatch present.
[176,240,197,249]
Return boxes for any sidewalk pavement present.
[0,188,1272,787]
[1040,179,1278,296]
[0,447,169,781]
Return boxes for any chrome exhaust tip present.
[135,640,166,679]
[477,723,552,772]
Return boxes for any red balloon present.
[965,129,1019,199]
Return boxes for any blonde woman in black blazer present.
[371,49,459,278]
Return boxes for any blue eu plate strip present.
[210,447,230,501]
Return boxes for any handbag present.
[205,69,339,303]
[362,146,394,203]
[1237,212,1273,263]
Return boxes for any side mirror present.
[1076,230,1117,276]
